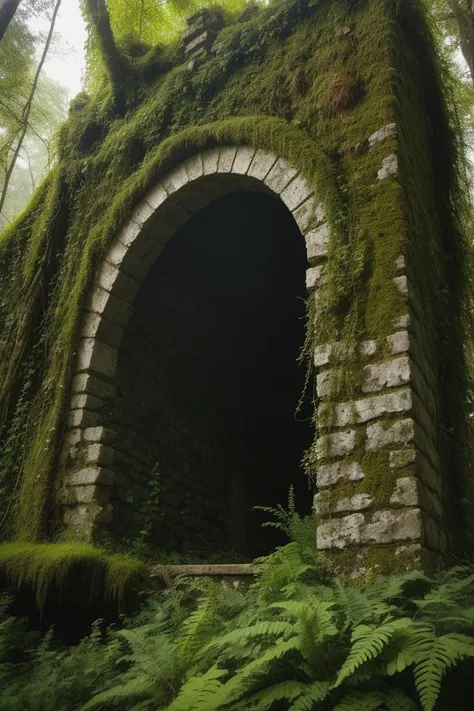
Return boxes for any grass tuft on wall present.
[0,542,149,610]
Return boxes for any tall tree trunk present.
[85,0,129,92]
[0,0,21,42]
[0,0,61,217]
[447,0,474,84]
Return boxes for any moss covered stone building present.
[0,0,473,577]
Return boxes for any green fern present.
[410,624,474,711]
[335,619,412,686]
[385,688,419,711]
[165,666,227,711]
[233,680,309,710]
[202,619,294,655]
[332,690,389,710]
[288,680,331,709]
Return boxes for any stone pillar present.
[180,7,225,68]
[311,147,445,576]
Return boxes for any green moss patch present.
[0,543,149,611]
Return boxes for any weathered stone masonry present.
[312,129,446,574]
[58,129,446,572]
[59,145,320,541]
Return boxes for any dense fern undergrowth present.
[1,508,474,711]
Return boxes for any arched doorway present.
[107,191,312,558]
[61,146,326,553]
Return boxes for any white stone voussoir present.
[81,312,124,348]
[217,146,237,172]
[247,149,277,181]
[280,174,312,211]
[86,287,133,326]
[293,199,325,234]
[264,158,298,194]
[305,223,330,260]
[232,145,256,174]
[76,338,118,378]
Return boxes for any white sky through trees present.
[30,0,86,99]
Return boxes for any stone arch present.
[60,144,329,538]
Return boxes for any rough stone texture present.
[305,223,330,260]
[390,446,416,469]
[360,340,377,357]
[84,426,117,445]
[362,356,411,393]
[72,373,117,401]
[81,312,124,348]
[106,241,150,280]
[395,313,410,329]
[390,476,419,507]
[306,266,323,290]
[68,409,101,429]
[217,146,237,172]
[247,149,277,181]
[366,418,414,451]
[76,338,118,378]
[387,330,409,354]
[368,123,396,147]
[65,467,115,486]
[314,343,333,367]
[395,254,406,271]
[162,165,190,195]
[86,287,133,326]
[280,175,312,211]
[264,158,298,194]
[232,145,256,175]
[394,274,409,295]
[293,199,324,233]
[316,429,356,459]
[70,393,106,412]
[317,508,422,550]
[377,153,398,179]
[315,491,373,514]
[317,461,365,488]
[85,443,115,466]
[318,388,413,428]
[202,148,220,175]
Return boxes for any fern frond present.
[208,637,301,707]
[332,690,388,710]
[335,619,412,686]
[78,677,158,711]
[288,680,331,709]
[232,680,308,710]
[334,583,375,627]
[165,666,227,711]
[201,620,293,655]
[385,688,419,711]
[410,625,474,711]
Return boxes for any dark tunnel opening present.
[109,189,313,559]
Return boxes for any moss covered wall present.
[0,0,471,572]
